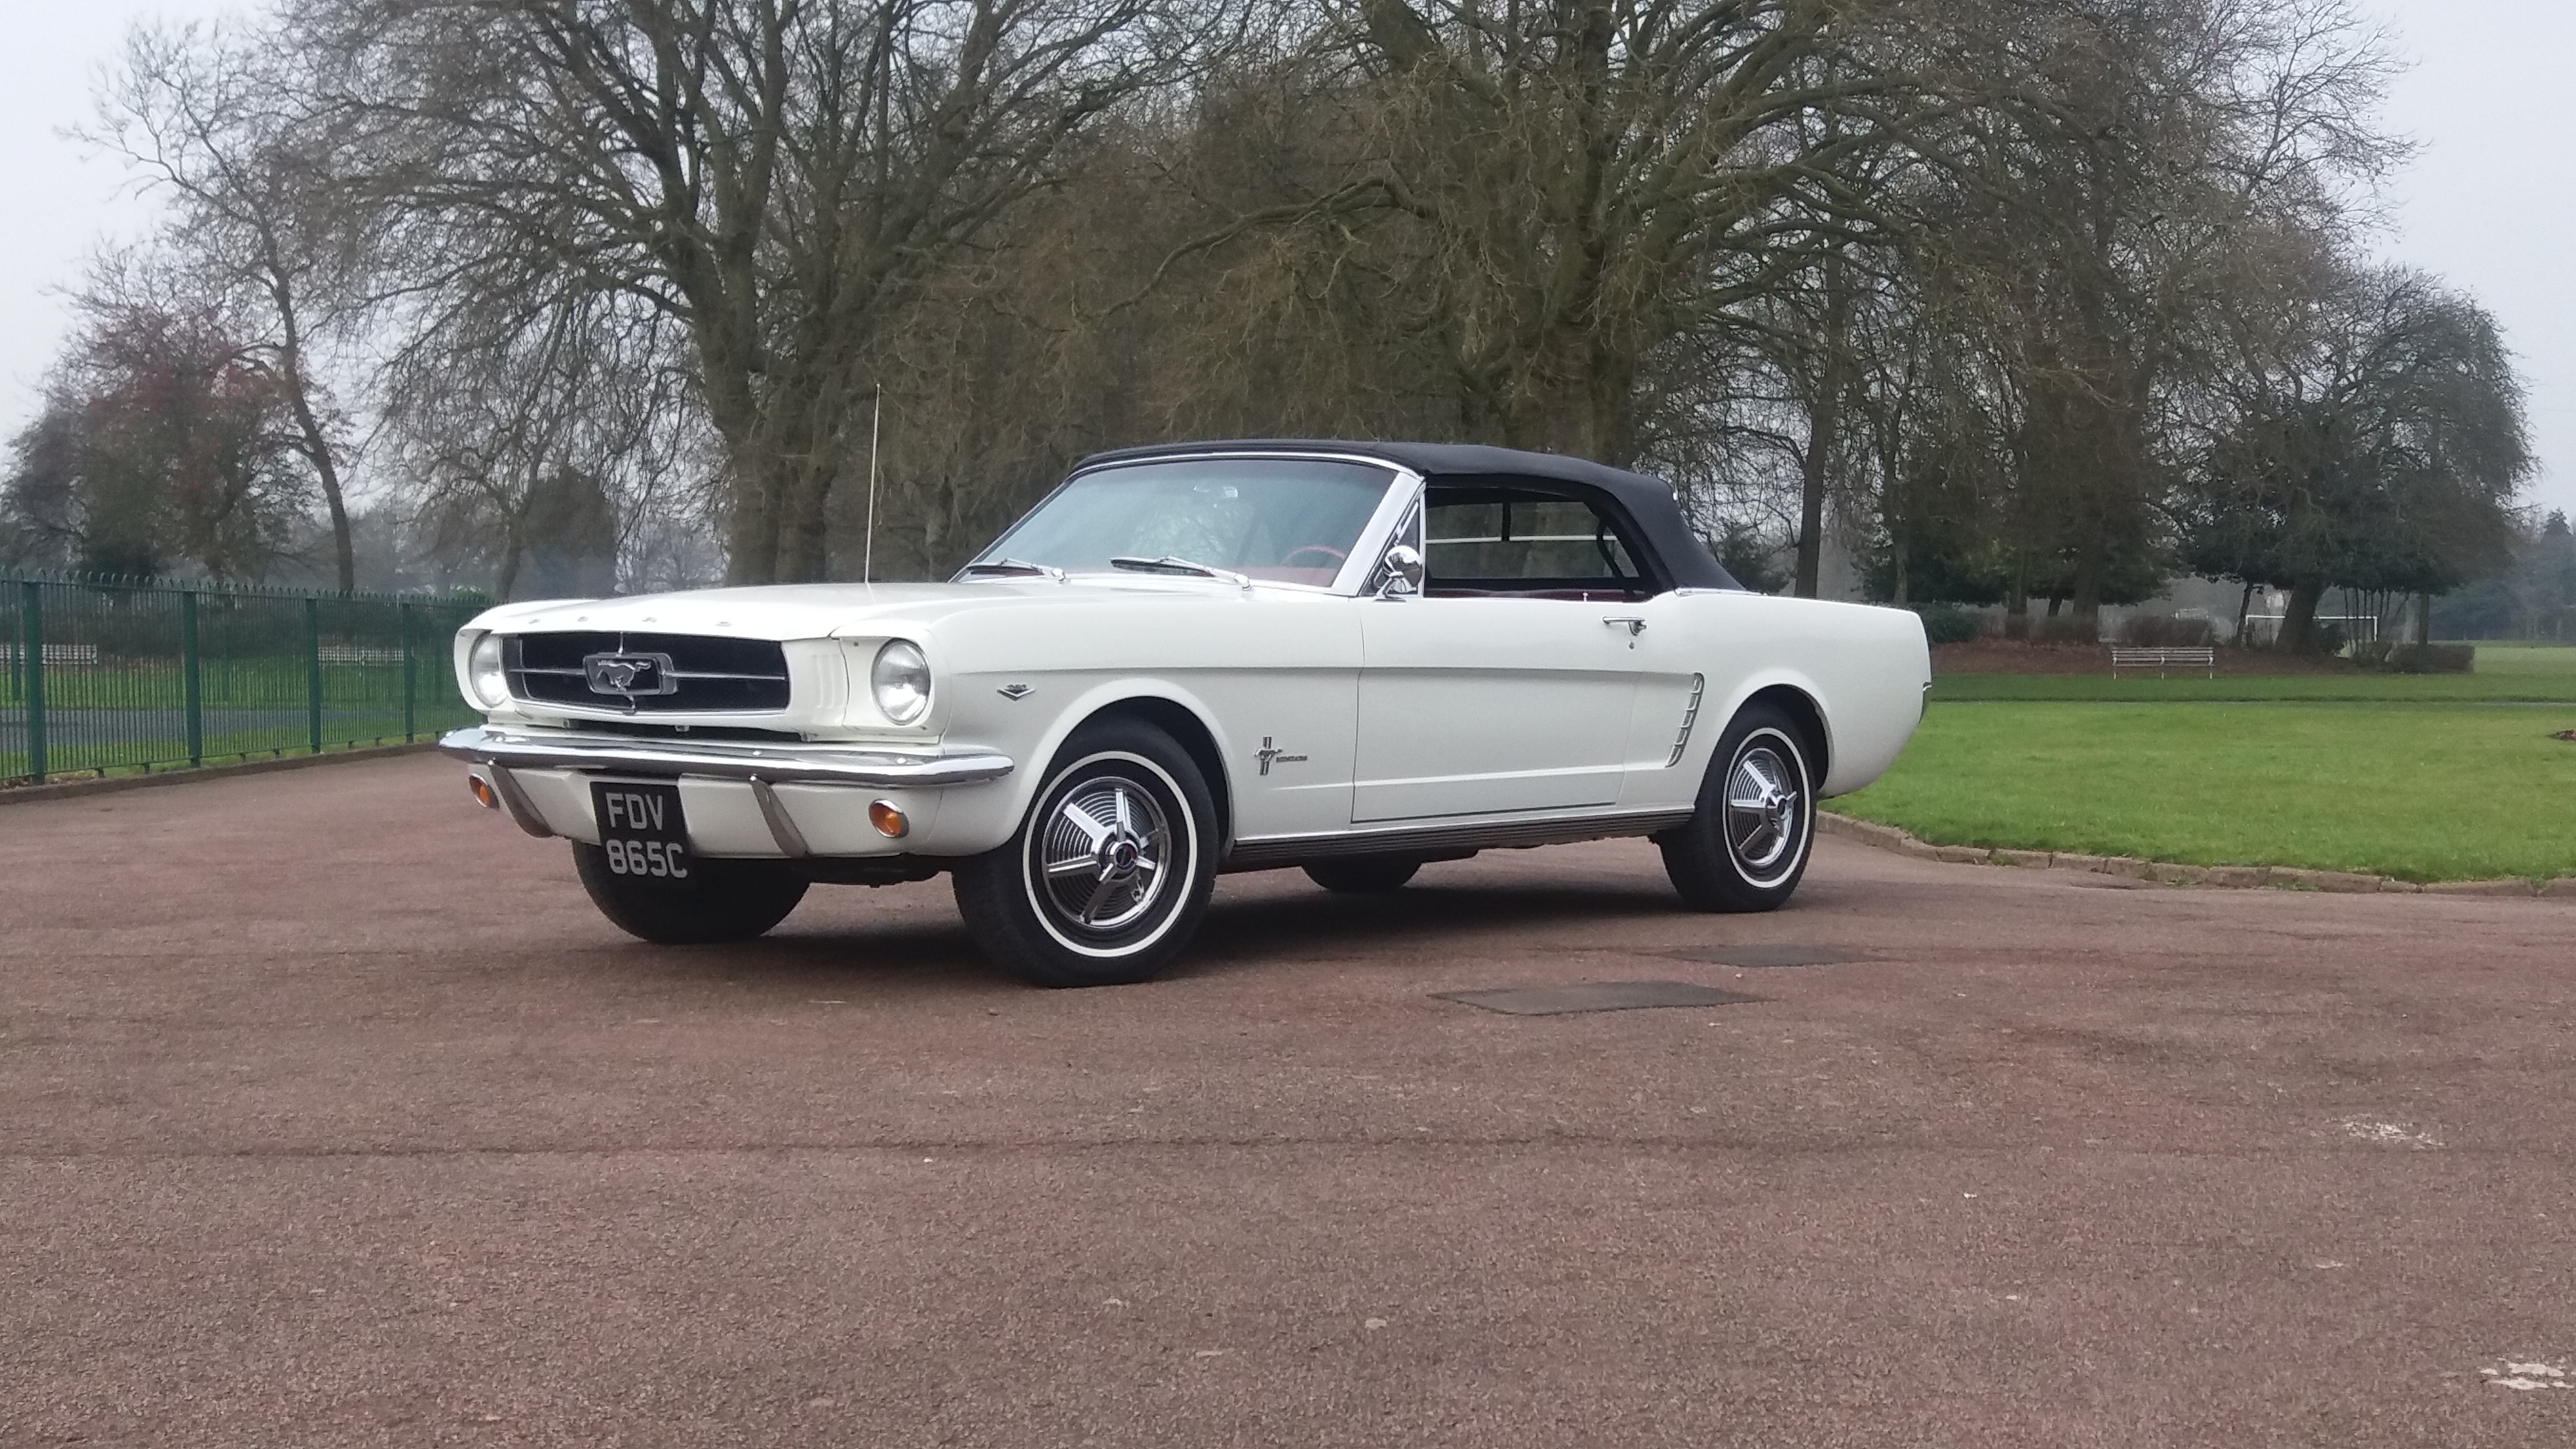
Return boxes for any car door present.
[1350,486,1651,822]
[1612,591,1717,809]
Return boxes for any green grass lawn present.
[1931,671,2576,702]
[1931,645,2576,703]
[1834,698,2576,882]
[2457,643,2576,674]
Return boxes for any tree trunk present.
[1500,326,1640,466]
[2282,580,2325,653]
[296,403,355,595]
[716,389,853,584]
[269,278,353,594]
[495,519,527,603]
[778,456,839,584]
[2069,533,2105,642]
[1881,438,1910,606]
[723,477,779,587]
[707,339,780,585]
[1793,423,1831,598]
[2004,580,2030,640]
[2235,580,2256,646]
[1791,257,1852,599]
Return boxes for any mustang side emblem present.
[1256,736,1308,776]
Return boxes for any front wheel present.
[1658,703,1817,913]
[571,842,810,944]
[952,718,1219,987]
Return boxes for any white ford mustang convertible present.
[441,441,1930,985]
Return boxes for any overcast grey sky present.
[2,0,2570,520]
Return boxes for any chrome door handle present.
[1603,616,1646,636]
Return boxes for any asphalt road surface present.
[4,755,2571,1447]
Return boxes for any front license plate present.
[591,781,695,887]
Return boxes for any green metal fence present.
[1,571,489,786]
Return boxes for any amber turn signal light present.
[467,775,500,810]
[868,800,909,838]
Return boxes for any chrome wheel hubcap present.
[1725,743,1802,876]
[1035,776,1171,932]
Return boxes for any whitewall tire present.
[952,718,1219,987]
[1657,702,1818,913]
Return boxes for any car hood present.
[462,577,1299,641]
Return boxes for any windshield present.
[969,457,1398,586]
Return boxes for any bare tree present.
[2,277,316,583]
[300,0,1197,583]
[52,0,2465,611]
[2182,265,2528,651]
[1823,0,2407,630]
[1305,0,1975,463]
[90,22,368,591]
[375,284,702,600]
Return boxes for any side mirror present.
[1377,544,1425,598]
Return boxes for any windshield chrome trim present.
[960,449,1426,598]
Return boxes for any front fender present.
[910,678,1239,857]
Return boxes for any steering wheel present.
[1281,544,1349,570]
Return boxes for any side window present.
[1423,486,1647,597]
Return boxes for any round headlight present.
[466,632,509,708]
[871,639,931,724]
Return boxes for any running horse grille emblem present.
[583,651,678,700]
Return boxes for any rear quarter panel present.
[1638,593,1930,801]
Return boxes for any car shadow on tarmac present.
[1184,879,1689,970]
[622,873,1700,993]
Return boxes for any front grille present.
[507,632,791,714]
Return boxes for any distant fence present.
[1,571,489,786]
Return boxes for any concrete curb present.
[1816,811,2575,899]
[0,741,442,806]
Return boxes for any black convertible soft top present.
[1074,438,1744,592]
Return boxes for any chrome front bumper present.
[436,725,1015,789]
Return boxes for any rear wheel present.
[571,842,809,944]
[1659,702,1817,913]
[1303,857,1422,894]
[952,718,1219,987]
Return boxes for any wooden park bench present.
[2110,646,2215,678]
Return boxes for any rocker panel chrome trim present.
[1223,807,1695,870]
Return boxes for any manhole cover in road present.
[1433,981,1762,1016]
[1671,944,1866,968]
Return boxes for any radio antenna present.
[862,383,883,584]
